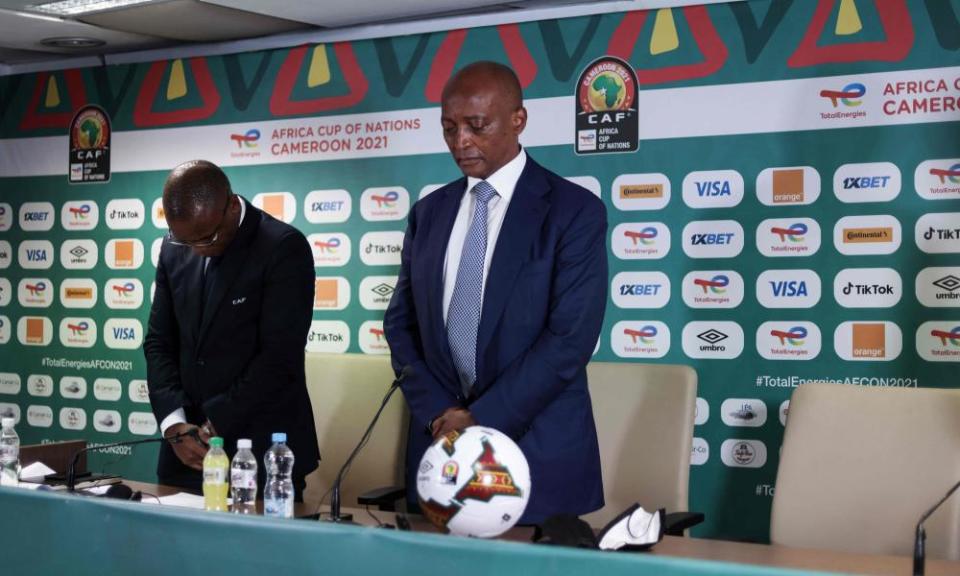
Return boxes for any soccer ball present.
[417,426,531,538]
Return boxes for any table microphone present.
[66,428,201,492]
[325,366,410,523]
[913,478,960,576]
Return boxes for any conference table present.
[2,480,957,576]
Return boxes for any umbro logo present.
[697,329,728,344]
[933,275,960,292]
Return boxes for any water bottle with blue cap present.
[263,432,294,518]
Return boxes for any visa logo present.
[112,327,137,340]
[770,281,808,297]
[26,249,48,262]
[695,181,731,197]
[620,284,662,296]
[691,233,735,245]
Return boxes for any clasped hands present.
[164,420,216,470]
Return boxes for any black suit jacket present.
[145,199,319,493]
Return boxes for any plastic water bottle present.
[263,432,295,518]
[230,438,257,515]
[202,437,229,512]
[0,417,19,486]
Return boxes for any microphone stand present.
[66,428,200,492]
[913,478,960,576]
[326,368,408,523]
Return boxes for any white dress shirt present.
[160,196,246,436]
[442,148,527,324]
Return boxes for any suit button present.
[196,360,205,367]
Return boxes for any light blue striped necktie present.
[447,180,498,396]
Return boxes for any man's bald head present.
[440,61,527,179]
[162,160,231,222]
[442,61,523,110]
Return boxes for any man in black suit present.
[145,160,319,498]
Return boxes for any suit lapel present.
[198,200,261,348]
[424,179,467,389]
[475,160,550,389]
[185,251,205,333]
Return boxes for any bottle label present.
[231,469,256,489]
[203,468,226,484]
[0,444,17,462]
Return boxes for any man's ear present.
[513,106,528,135]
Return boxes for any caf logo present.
[574,56,639,155]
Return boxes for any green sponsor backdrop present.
[1,0,959,541]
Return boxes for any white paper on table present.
[20,461,55,478]
[141,492,232,509]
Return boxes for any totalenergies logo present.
[314,238,341,253]
[624,227,657,246]
[771,222,808,243]
[26,281,47,296]
[693,274,729,294]
[820,83,865,107]
[369,326,385,341]
[230,128,260,148]
[68,321,90,336]
[931,326,960,347]
[930,163,960,184]
[771,326,807,346]
[624,325,657,344]
[69,204,92,220]
[111,282,136,297]
[371,191,399,208]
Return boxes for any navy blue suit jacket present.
[384,155,607,523]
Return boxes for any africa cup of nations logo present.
[69,104,111,184]
[574,56,638,155]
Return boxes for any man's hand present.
[164,423,209,471]
[432,407,476,439]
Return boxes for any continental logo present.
[128,412,158,435]
[611,173,670,211]
[843,227,893,243]
[619,184,662,199]
[93,378,122,401]
[0,314,10,344]
[60,279,97,309]
[834,216,901,256]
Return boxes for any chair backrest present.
[771,383,960,560]
[302,353,407,511]
[582,362,698,528]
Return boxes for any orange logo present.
[262,194,285,221]
[114,240,134,267]
[772,169,804,203]
[852,323,885,358]
[314,279,338,308]
[26,317,44,343]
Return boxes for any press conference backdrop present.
[0,0,959,540]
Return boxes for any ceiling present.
[0,0,733,74]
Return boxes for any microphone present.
[913,478,960,576]
[66,428,201,492]
[325,366,410,523]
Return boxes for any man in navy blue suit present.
[384,61,608,523]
